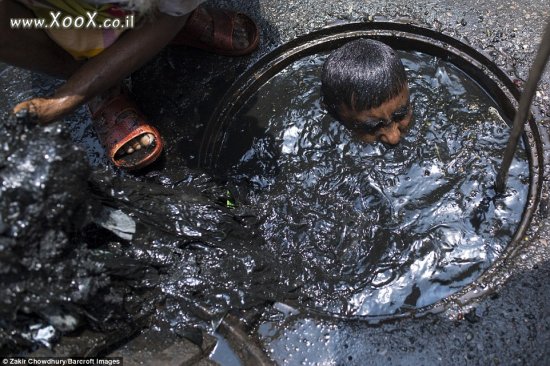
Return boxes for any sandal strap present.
[90,93,164,170]
[183,7,235,50]
[171,6,259,56]
[210,9,235,50]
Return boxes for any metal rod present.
[495,19,550,193]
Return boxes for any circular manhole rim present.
[199,21,543,322]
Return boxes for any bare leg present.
[0,0,83,79]
[3,0,190,165]
[4,2,257,163]
[11,11,190,123]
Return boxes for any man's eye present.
[392,108,410,122]
[380,118,392,127]
[365,119,385,129]
[392,112,407,121]
[392,103,411,121]
[353,120,378,132]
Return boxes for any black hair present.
[321,38,408,118]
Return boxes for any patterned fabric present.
[16,0,205,59]
[84,0,206,17]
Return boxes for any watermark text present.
[10,11,134,30]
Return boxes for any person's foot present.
[114,132,155,158]
[88,86,154,159]
[171,6,260,56]
[194,6,251,50]
[88,86,164,170]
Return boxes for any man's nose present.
[378,123,401,145]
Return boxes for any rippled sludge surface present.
[215,51,529,316]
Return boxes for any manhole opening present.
[200,22,543,321]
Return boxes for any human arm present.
[13,12,189,124]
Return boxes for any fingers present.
[12,98,54,124]
[13,100,39,121]
[12,95,81,125]
[233,16,250,50]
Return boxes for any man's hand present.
[11,12,189,126]
[12,95,82,124]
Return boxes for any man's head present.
[321,38,412,145]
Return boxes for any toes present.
[233,16,250,49]
[121,133,154,156]
[140,133,154,147]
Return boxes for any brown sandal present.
[171,6,260,56]
[90,93,163,171]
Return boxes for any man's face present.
[336,87,412,145]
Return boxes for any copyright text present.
[1,358,122,366]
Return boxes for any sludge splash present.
[0,114,298,354]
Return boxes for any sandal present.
[90,92,164,171]
[171,6,260,56]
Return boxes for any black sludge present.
[0,116,98,352]
[214,51,530,317]
[0,115,295,354]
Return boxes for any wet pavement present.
[1,0,550,364]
